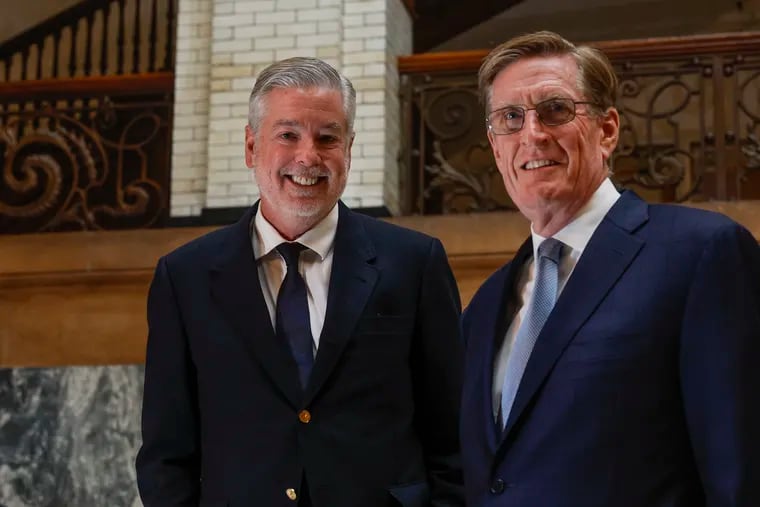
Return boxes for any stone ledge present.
[2,201,758,367]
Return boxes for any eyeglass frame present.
[485,98,603,135]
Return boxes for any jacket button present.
[490,478,505,494]
[298,410,311,423]
[286,488,297,501]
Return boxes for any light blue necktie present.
[500,237,563,429]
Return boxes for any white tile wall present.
[170,0,214,216]
[170,0,412,216]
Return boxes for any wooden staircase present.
[0,0,177,233]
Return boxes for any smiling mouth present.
[521,159,559,170]
[286,175,325,186]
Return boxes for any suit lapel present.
[500,192,648,444]
[210,203,303,409]
[304,203,379,404]
[474,238,534,452]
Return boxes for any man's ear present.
[599,107,620,161]
[244,124,256,168]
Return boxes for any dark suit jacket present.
[460,191,760,507]
[136,202,465,507]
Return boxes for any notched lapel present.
[210,206,303,409]
[305,204,378,404]
[500,193,648,444]
[471,238,533,451]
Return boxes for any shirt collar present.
[530,178,620,258]
[253,203,339,261]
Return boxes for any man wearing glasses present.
[460,31,760,507]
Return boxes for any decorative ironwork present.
[425,140,502,212]
[401,78,510,214]
[743,133,760,169]
[0,90,172,233]
[400,33,760,214]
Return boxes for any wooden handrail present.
[0,0,104,58]
[0,72,174,100]
[399,31,760,74]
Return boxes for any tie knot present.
[276,242,308,270]
[538,237,563,264]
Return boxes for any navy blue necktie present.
[500,237,563,428]
[275,242,314,388]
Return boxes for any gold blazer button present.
[298,409,312,423]
[286,488,297,501]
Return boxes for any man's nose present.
[520,110,550,145]
[295,139,322,166]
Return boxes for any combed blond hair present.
[478,31,618,115]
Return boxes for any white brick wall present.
[342,0,411,212]
[170,0,214,217]
[169,0,412,216]
[382,0,412,214]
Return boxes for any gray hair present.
[247,57,357,134]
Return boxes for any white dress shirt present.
[251,204,339,357]
[492,178,621,417]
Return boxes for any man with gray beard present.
[136,57,465,507]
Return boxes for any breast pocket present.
[348,315,414,364]
[558,333,653,380]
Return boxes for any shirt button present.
[490,478,505,494]
[298,409,311,423]
[286,488,298,501]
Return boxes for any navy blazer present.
[460,191,760,507]
[136,202,465,507]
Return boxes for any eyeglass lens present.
[490,98,577,133]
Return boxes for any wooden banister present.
[0,0,176,81]
[399,31,760,74]
[0,72,174,100]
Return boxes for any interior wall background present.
[171,0,412,218]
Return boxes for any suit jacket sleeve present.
[679,223,760,506]
[412,238,466,506]
[136,256,201,507]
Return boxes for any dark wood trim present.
[0,72,175,100]
[398,49,489,74]
[399,31,760,74]
[0,269,153,289]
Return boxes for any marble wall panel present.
[0,366,144,507]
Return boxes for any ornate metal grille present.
[0,78,173,233]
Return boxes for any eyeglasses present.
[486,98,600,135]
